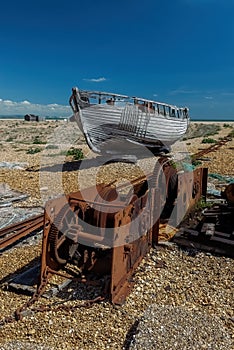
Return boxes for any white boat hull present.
[70,87,190,154]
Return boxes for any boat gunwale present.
[70,87,189,115]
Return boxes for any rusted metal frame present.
[39,177,152,302]
[110,188,153,304]
[69,198,125,209]
[39,160,172,291]
[110,226,153,305]
[46,267,103,286]
[39,162,206,307]
[0,214,44,249]
[68,174,150,208]
[174,167,208,226]
[78,174,157,303]
[151,188,161,245]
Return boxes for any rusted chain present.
[31,295,105,314]
[0,267,108,326]
[14,269,50,321]
[0,268,50,326]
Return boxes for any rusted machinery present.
[223,183,234,204]
[173,182,234,257]
[0,157,208,324]
[39,158,207,304]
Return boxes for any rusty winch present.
[0,157,208,324]
[39,158,207,304]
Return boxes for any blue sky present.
[0,0,234,119]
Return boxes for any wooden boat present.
[69,87,190,155]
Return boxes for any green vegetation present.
[45,148,84,160]
[194,197,213,211]
[201,138,217,144]
[223,123,232,128]
[6,137,14,142]
[191,159,202,167]
[26,147,42,154]
[32,136,47,144]
[66,148,84,160]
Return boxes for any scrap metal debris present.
[173,183,234,257]
[0,162,28,170]
[0,213,44,250]
[0,183,29,208]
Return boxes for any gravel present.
[0,245,233,350]
[0,341,54,350]
[129,304,233,350]
[0,120,233,349]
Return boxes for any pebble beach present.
[0,119,233,349]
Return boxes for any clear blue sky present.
[0,0,234,119]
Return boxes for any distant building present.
[24,114,45,121]
[24,114,39,121]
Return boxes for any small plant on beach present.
[26,147,42,154]
[223,123,232,128]
[191,159,202,167]
[6,137,14,142]
[50,148,84,160]
[32,136,46,144]
[194,197,213,211]
[201,138,217,144]
[66,148,84,160]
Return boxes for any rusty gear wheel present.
[48,203,80,266]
